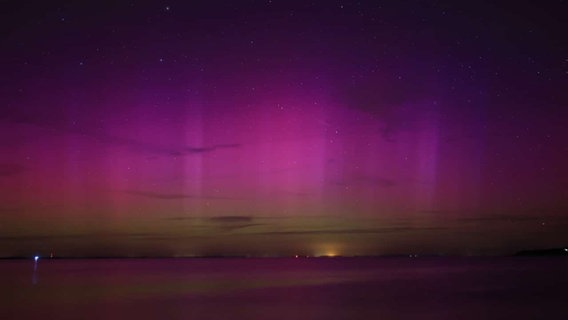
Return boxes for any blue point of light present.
[34,256,39,262]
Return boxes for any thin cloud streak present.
[252,226,446,236]
[124,190,234,200]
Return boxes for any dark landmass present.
[514,247,568,256]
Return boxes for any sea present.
[1,257,567,319]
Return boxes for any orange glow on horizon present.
[314,244,341,257]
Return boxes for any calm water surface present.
[1,257,567,319]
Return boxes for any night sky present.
[1,1,566,257]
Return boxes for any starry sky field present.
[0,1,566,257]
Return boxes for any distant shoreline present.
[1,249,567,260]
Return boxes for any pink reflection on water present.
[1,258,567,319]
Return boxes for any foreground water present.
[1,257,567,319]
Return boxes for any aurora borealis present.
[1,1,566,257]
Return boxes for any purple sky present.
[1,1,566,257]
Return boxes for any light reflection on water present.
[1,257,567,319]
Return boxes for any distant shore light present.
[34,256,39,262]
